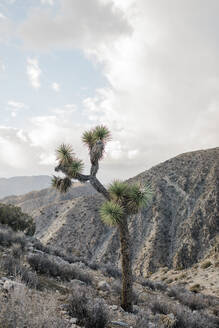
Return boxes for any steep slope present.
[1,182,96,214]
[0,175,51,198]
[2,147,219,275]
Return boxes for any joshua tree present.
[52,125,151,312]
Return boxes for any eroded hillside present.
[2,147,219,276]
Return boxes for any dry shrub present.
[0,283,69,328]
[27,253,92,284]
[147,293,219,328]
[67,286,109,328]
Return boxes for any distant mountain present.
[0,175,52,198]
[2,147,219,274]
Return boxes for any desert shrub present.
[31,239,87,265]
[88,261,100,270]
[0,203,35,235]
[2,255,23,277]
[1,254,37,289]
[167,285,218,311]
[148,293,219,328]
[0,227,26,249]
[140,278,167,292]
[0,228,14,246]
[0,283,68,328]
[201,261,212,269]
[67,287,109,328]
[11,243,24,259]
[27,254,92,284]
[150,299,170,315]
[32,239,51,253]
[20,268,39,289]
[101,263,122,279]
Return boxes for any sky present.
[0,0,218,183]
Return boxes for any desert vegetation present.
[0,203,35,235]
[52,125,152,312]
[0,223,218,327]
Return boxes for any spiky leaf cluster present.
[66,159,84,178]
[82,125,111,149]
[108,180,129,204]
[100,201,124,226]
[56,144,74,166]
[100,181,152,226]
[125,184,153,214]
[51,176,72,193]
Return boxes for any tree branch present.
[90,176,110,200]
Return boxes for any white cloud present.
[51,82,60,92]
[1,0,219,182]
[19,0,132,51]
[0,12,13,42]
[51,104,77,116]
[64,104,77,111]
[41,0,54,5]
[82,0,219,177]
[8,100,27,109]
[0,13,6,19]
[0,59,5,72]
[7,101,28,119]
[26,58,41,89]
[0,126,37,175]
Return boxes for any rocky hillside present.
[1,147,219,275]
[0,175,51,198]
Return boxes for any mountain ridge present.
[1,147,219,275]
[0,175,52,198]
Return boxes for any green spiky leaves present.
[82,125,111,149]
[100,181,152,227]
[51,176,72,193]
[125,184,153,214]
[93,125,111,142]
[54,143,85,192]
[56,144,74,166]
[67,159,84,178]
[82,130,96,149]
[100,201,124,226]
[108,180,129,203]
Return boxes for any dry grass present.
[0,282,69,328]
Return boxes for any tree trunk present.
[118,216,133,312]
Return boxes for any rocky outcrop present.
[2,147,219,274]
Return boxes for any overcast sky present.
[0,0,218,183]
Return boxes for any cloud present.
[82,0,219,178]
[7,101,28,118]
[1,0,219,182]
[26,58,41,89]
[51,82,60,92]
[8,100,27,109]
[41,0,54,5]
[0,12,13,42]
[0,126,38,176]
[51,104,77,115]
[19,0,132,51]
[0,59,5,72]
[0,13,6,19]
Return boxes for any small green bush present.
[0,203,35,235]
